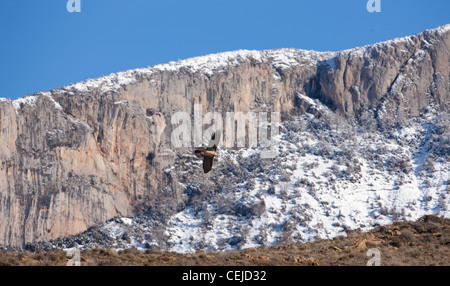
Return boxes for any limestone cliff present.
[0,24,448,248]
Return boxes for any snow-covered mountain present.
[1,24,449,251]
[29,101,449,253]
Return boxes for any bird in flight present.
[194,132,220,173]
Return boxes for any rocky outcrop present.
[309,25,450,120]
[0,94,131,247]
[0,25,448,248]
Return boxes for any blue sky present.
[0,0,449,100]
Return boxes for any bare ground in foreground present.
[0,216,448,266]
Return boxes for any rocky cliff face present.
[311,25,450,120]
[0,25,448,248]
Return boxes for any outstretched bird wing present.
[196,131,220,173]
[203,156,214,173]
[194,147,206,157]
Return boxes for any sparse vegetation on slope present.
[1,216,447,266]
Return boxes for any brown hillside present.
[0,216,448,266]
